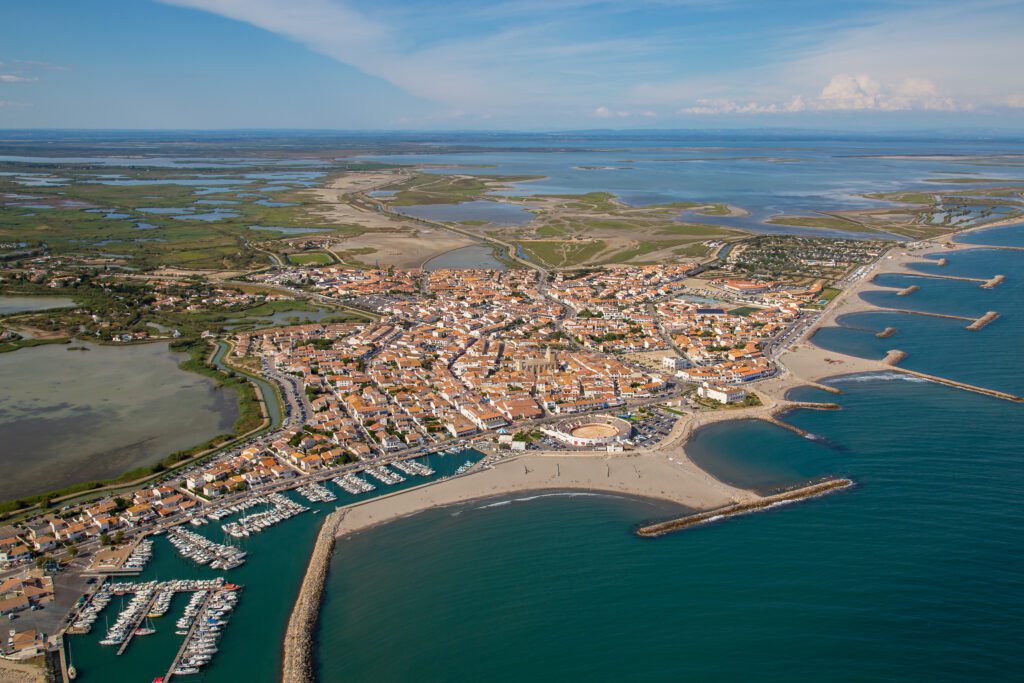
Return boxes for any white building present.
[697,382,747,404]
[661,356,690,370]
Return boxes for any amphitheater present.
[543,415,633,448]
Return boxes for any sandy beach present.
[335,451,758,541]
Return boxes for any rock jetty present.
[282,510,344,683]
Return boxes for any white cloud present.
[594,105,630,118]
[636,3,1022,117]
[156,0,1023,122]
[680,95,806,115]
[0,74,37,83]
[1004,94,1024,109]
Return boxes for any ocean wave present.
[827,372,929,384]
[474,491,615,511]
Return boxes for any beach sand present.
[335,451,757,540]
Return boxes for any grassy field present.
[519,239,607,268]
[288,251,334,265]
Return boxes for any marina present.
[295,482,336,503]
[63,450,485,683]
[222,493,308,538]
[364,465,405,486]
[331,474,375,495]
[167,527,247,570]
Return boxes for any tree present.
[99,533,111,546]
[67,545,79,558]
[113,530,125,545]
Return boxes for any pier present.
[164,590,214,683]
[115,591,159,655]
[635,479,854,537]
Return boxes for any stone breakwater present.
[635,479,854,537]
[876,327,897,339]
[282,510,345,683]
[966,311,999,331]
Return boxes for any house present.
[460,404,508,431]
[445,415,478,438]
[697,382,748,404]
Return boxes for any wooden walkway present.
[116,591,160,655]
[164,590,214,683]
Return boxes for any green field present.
[288,251,334,265]
[519,239,606,268]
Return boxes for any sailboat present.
[135,616,157,637]
[66,638,78,680]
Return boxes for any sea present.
[311,225,1024,683]
[54,133,1023,681]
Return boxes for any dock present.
[635,479,854,537]
[116,591,160,655]
[164,590,214,683]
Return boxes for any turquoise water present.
[313,226,1024,682]
[67,450,485,682]
[813,243,1024,395]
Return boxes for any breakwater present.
[897,285,918,296]
[635,479,854,537]
[876,327,896,339]
[966,311,999,331]
[981,275,1004,289]
[883,349,907,365]
[282,510,345,683]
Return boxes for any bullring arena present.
[542,415,633,449]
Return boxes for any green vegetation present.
[766,214,868,231]
[288,251,334,265]
[0,162,362,271]
[819,287,841,301]
[694,203,732,216]
[0,336,69,353]
[729,306,760,316]
[865,191,934,205]
[518,239,606,268]
[388,173,542,206]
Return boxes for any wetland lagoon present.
[0,340,238,501]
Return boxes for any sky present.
[1,0,1023,130]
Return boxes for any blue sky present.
[1,0,1022,130]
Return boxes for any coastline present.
[284,219,1021,680]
